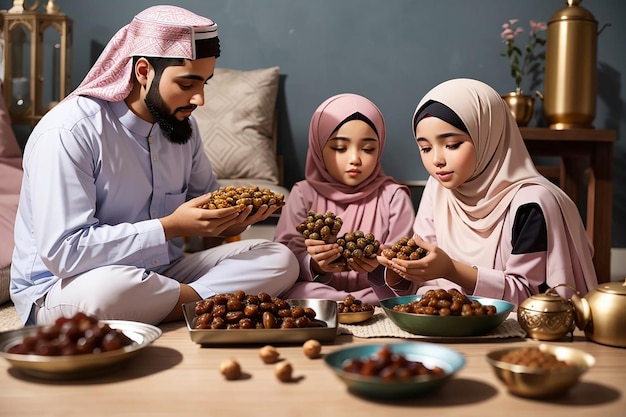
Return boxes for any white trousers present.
[34,239,298,325]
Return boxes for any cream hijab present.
[412,78,597,292]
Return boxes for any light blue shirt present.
[10,96,219,323]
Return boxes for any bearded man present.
[10,5,298,326]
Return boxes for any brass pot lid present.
[550,0,597,23]
[519,292,572,313]
[594,279,626,296]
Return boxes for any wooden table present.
[1,322,624,417]
[520,127,616,283]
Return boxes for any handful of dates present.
[296,211,380,261]
[381,236,428,260]
[296,211,343,243]
[199,185,285,213]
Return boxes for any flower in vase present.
[501,19,547,94]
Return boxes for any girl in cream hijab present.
[380,78,597,306]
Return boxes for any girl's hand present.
[383,236,454,282]
[306,239,346,273]
[346,256,379,274]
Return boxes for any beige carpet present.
[0,302,21,331]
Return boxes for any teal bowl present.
[324,342,465,399]
[380,295,515,337]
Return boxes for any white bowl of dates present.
[183,291,337,345]
[486,344,595,398]
[0,312,162,379]
[337,295,375,324]
[324,342,465,399]
[380,289,514,337]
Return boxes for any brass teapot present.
[519,280,626,348]
[518,286,576,341]
[570,280,626,348]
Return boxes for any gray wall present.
[3,0,625,245]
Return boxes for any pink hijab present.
[66,5,219,102]
[412,78,597,293]
[303,93,406,236]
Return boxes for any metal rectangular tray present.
[182,298,338,345]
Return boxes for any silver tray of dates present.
[0,320,162,379]
[183,297,338,345]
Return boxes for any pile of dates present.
[193,290,328,329]
[296,211,343,242]
[393,288,497,316]
[199,185,285,213]
[342,345,445,380]
[297,211,380,261]
[7,312,134,356]
[337,294,374,313]
[382,236,428,260]
[335,231,380,260]
[500,347,575,370]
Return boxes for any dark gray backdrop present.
[3,0,624,246]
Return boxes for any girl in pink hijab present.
[274,93,416,305]
[380,78,598,307]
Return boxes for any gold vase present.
[501,90,534,127]
[543,0,608,129]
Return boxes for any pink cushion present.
[0,160,22,268]
[0,82,21,159]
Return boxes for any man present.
[10,5,298,326]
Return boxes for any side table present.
[520,127,616,283]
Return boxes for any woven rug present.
[338,307,526,340]
[0,302,21,331]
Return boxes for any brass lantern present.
[1,0,72,126]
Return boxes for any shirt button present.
[152,259,159,266]
[152,155,157,162]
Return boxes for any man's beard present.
[144,87,195,145]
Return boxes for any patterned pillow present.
[194,66,280,184]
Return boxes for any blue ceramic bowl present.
[324,342,465,399]
[380,295,515,337]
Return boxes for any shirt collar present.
[110,100,155,138]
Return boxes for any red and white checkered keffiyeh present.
[67,5,219,102]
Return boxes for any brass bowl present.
[486,344,595,398]
[337,309,375,324]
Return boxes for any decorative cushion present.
[194,66,280,184]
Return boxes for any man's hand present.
[159,194,242,240]
[219,203,284,236]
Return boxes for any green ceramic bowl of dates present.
[380,294,514,337]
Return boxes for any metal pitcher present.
[543,0,609,129]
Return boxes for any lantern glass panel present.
[9,23,31,114]
[43,25,61,110]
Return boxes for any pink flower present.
[500,19,547,92]
[529,20,548,36]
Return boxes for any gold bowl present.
[486,344,595,398]
[337,309,375,324]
